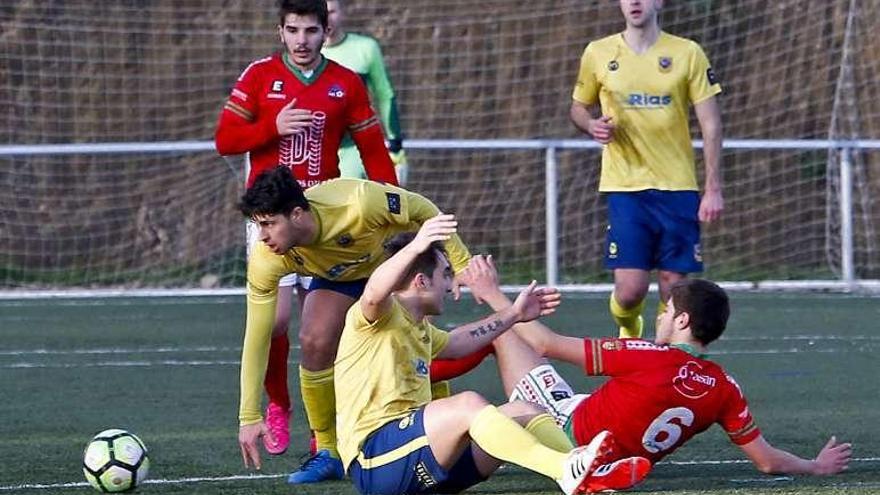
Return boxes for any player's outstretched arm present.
[459,254,585,367]
[739,434,851,475]
[360,214,456,322]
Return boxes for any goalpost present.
[1,0,879,294]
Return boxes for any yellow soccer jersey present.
[334,297,450,469]
[239,178,470,425]
[572,32,721,192]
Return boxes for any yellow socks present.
[299,366,338,457]
[468,405,567,479]
[610,293,644,338]
[525,413,574,453]
[431,380,452,400]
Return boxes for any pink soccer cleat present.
[263,402,290,455]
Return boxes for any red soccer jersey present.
[215,53,398,189]
[570,339,761,464]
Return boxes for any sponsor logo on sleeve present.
[624,340,667,351]
[602,340,624,351]
[386,193,401,214]
[707,67,718,85]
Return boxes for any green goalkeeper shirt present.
[322,33,403,151]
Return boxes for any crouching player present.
[464,255,851,483]
[333,216,652,494]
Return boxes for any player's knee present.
[451,390,490,413]
[614,286,648,307]
[297,328,333,361]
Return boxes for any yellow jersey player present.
[236,166,470,481]
[570,0,723,338]
[334,218,651,495]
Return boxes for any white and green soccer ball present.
[82,429,150,493]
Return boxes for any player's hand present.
[391,150,409,186]
[511,281,561,323]
[239,422,274,470]
[276,98,313,136]
[699,189,724,223]
[460,255,502,305]
[812,436,852,475]
[411,214,457,255]
[588,115,615,144]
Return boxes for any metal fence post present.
[545,146,559,286]
[839,147,855,287]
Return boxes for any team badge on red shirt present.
[328,84,344,99]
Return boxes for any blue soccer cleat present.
[286,449,344,484]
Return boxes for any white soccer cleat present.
[557,430,614,495]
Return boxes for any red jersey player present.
[461,257,851,486]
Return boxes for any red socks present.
[264,333,291,411]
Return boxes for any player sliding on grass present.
[462,256,852,479]
[333,217,652,495]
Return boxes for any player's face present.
[619,0,661,29]
[422,252,453,315]
[253,211,306,254]
[654,297,676,344]
[278,13,326,70]
[326,1,343,40]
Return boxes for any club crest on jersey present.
[608,60,619,71]
[413,358,429,376]
[673,361,716,399]
[327,84,345,99]
[658,56,673,72]
[336,233,353,246]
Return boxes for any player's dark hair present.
[670,279,730,345]
[239,166,309,218]
[278,0,329,29]
[383,232,448,288]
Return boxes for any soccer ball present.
[82,429,150,493]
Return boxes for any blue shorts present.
[604,190,703,273]
[348,408,486,495]
[307,277,368,299]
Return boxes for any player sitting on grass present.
[463,255,852,480]
[333,216,652,495]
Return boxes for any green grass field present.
[0,292,878,494]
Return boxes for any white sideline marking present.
[2,458,878,491]
[0,346,241,356]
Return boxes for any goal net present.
[1,0,878,290]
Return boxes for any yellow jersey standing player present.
[237,166,471,483]
[322,0,408,184]
[333,218,651,495]
[570,0,724,338]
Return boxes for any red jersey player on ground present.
[460,256,851,487]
